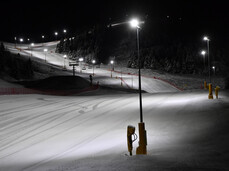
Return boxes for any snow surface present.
[1,42,229,171]
[0,90,229,171]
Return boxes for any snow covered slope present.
[0,90,229,170]
[4,42,180,93]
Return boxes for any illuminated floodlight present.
[130,19,139,28]
[31,43,34,46]
[79,58,83,62]
[20,38,23,42]
[203,36,209,41]
[110,60,114,64]
[92,60,96,64]
[201,50,206,55]
[63,29,67,33]
[55,32,58,36]
[44,49,48,52]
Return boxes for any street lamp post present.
[42,35,45,46]
[92,59,96,76]
[130,18,147,155]
[110,60,114,77]
[79,57,84,73]
[63,29,67,39]
[14,37,17,48]
[203,36,213,99]
[54,32,58,41]
[212,66,216,76]
[63,55,67,69]
[30,43,34,57]
[44,49,48,62]
[203,36,211,83]
[201,50,207,89]
[19,38,23,51]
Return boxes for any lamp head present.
[130,19,139,28]
[201,50,206,55]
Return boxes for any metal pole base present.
[208,83,213,99]
[136,122,147,155]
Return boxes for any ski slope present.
[0,90,229,171]
[4,42,180,93]
[1,42,229,170]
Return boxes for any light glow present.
[201,50,206,55]
[203,36,209,41]
[130,19,139,28]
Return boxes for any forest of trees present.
[56,20,229,76]
[0,43,34,80]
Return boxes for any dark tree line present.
[0,43,33,80]
[56,20,229,76]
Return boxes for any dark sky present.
[0,0,228,43]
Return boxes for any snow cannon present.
[208,83,213,99]
[136,122,147,155]
[215,86,220,99]
[127,125,137,156]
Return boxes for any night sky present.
[0,0,228,44]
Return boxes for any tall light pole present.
[63,55,67,69]
[54,32,58,41]
[130,18,147,155]
[203,36,213,99]
[30,43,34,57]
[212,66,216,76]
[42,35,45,46]
[92,59,96,76]
[79,57,84,73]
[19,38,23,51]
[110,60,114,77]
[130,19,143,122]
[44,49,48,62]
[201,50,207,89]
[63,29,67,39]
[14,37,17,48]
[203,36,211,83]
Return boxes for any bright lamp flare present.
[130,19,139,28]
[201,50,206,55]
[203,36,209,41]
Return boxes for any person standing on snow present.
[89,74,93,86]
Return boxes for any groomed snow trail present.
[0,91,229,171]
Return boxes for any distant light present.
[110,60,114,64]
[201,50,206,55]
[42,35,45,38]
[31,43,34,46]
[79,58,83,62]
[20,38,23,42]
[63,55,67,58]
[27,38,30,41]
[63,29,67,33]
[203,36,209,41]
[212,66,215,69]
[130,19,139,28]
[14,37,17,40]
[92,60,96,64]
[55,32,58,36]
[44,49,48,52]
